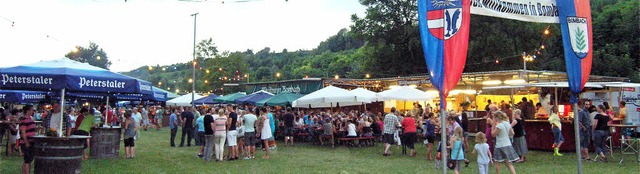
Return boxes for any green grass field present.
[1,128,638,174]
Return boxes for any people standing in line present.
[213,109,228,162]
[202,108,215,161]
[473,132,493,174]
[226,105,239,160]
[401,112,417,157]
[448,127,465,174]
[257,107,272,159]
[422,113,437,160]
[382,107,399,157]
[510,109,528,162]
[548,105,564,156]
[72,107,95,160]
[491,111,518,174]
[169,109,179,147]
[577,101,592,161]
[123,111,136,159]
[180,107,195,147]
[19,105,36,174]
[195,109,205,158]
[42,102,72,137]
[592,105,610,162]
[283,107,295,146]
[243,108,258,160]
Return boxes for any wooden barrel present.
[90,127,121,159]
[32,135,91,174]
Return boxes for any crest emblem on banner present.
[567,17,589,59]
[428,0,463,40]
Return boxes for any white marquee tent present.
[292,86,365,108]
[166,93,204,106]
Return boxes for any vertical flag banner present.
[418,0,471,101]
[419,0,470,173]
[558,0,593,102]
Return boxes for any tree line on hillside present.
[110,0,637,95]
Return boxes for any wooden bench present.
[294,132,310,142]
[338,136,377,148]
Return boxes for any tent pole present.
[59,88,65,137]
[554,87,558,106]
[106,95,110,127]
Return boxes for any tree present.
[65,42,111,69]
[590,0,640,81]
[350,0,426,77]
[196,38,219,61]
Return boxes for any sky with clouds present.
[0,0,366,72]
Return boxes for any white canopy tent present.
[377,86,436,101]
[292,86,365,108]
[166,93,204,106]
[350,88,379,103]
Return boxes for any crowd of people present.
[1,94,631,173]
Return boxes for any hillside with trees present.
[122,0,638,95]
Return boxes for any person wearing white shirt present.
[347,120,357,137]
[132,108,142,139]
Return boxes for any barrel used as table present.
[90,126,121,159]
[32,135,91,174]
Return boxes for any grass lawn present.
[1,128,638,174]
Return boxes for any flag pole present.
[440,93,447,174]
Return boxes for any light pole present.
[191,12,199,109]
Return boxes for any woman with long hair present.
[491,111,518,174]
[422,113,437,160]
[448,127,465,174]
[213,109,228,162]
[510,109,528,162]
[548,105,563,156]
[123,110,136,159]
[256,107,272,159]
[592,105,610,162]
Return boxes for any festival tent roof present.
[292,86,365,108]
[214,92,246,104]
[350,88,379,103]
[376,86,436,101]
[255,92,303,106]
[234,91,274,105]
[525,82,603,88]
[192,94,220,105]
[589,82,640,88]
[151,87,179,99]
[166,93,204,106]
[0,58,152,94]
[0,90,50,103]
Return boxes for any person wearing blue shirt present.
[267,109,277,149]
[169,109,179,147]
[195,110,205,158]
[303,112,310,125]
